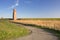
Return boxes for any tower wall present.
[13,9,16,20]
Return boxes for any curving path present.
[14,24,58,40]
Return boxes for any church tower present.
[13,9,16,20]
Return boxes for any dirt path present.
[14,24,58,40]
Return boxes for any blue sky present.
[0,0,60,18]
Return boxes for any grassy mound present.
[0,19,29,40]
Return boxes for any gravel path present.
[14,25,58,40]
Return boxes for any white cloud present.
[8,0,19,9]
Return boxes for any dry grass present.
[14,20,60,30]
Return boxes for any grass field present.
[15,18,60,30]
[17,18,60,20]
[0,19,29,40]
